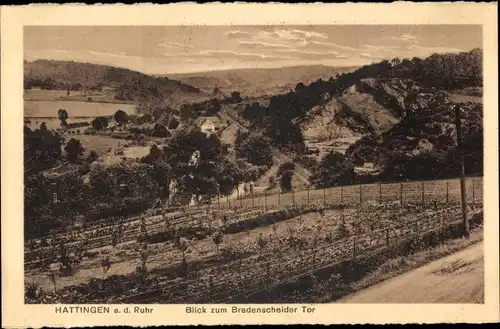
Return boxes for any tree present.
[168,117,179,130]
[152,123,168,138]
[65,138,85,163]
[88,167,113,199]
[24,126,63,175]
[114,110,129,124]
[311,151,354,188]
[277,162,295,177]
[235,132,273,167]
[57,109,69,127]
[279,170,293,192]
[295,82,306,92]
[230,91,242,103]
[163,128,240,201]
[87,150,99,163]
[91,117,109,131]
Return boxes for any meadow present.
[24,100,137,118]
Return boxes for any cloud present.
[225,30,253,39]
[359,53,385,60]
[360,44,400,50]
[307,40,358,51]
[163,49,297,61]
[289,29,328,40]
[160,42,194,49]
[263,28,328,42]
[199,50,296,60]
[391,34,421,42]
[87,50,142,59]
[238,40,293,50]
[275,48,345,59]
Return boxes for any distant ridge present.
[164,65,359,98]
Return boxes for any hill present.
[166,65,359,98]
[226,49,483,186]
[24,59,209,110]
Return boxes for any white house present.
[194,116,221,134]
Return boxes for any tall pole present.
[446,180,449,204]
[421,181,425,204]
[359,184,362,205]
[455,105,469,238]
[379,183,382,204]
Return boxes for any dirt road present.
[339,242,484,303]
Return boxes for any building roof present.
[194,116,221,128]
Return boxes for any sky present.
[24,25,482,75]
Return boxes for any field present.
[74,135,128,156]
[24,88,135,104]
[24,177,483,304]
[24,100,137,118]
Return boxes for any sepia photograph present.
[21,23,487,305]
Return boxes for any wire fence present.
[199,176,483,211]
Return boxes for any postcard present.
[1,2,498,327]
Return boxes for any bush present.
[79,163,91,175]
[168,117,179,130]
[277,162,295,177]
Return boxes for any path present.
[339,242,484,303]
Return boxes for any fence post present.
[323,187,326,205]
[359,185,362,205]
[440,215,444,238]
[352,237,357,260]
[240,193,243,208]
[400,183,403,206]
[217,194,220,208]
[292,189,295,206]
[446,180,449,204]
[421,181,425,204]
[379,183,382,204]
[227,195,230,209]
[472,179,475,206]
[252,192,255,208]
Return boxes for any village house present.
[194,116,221,134]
